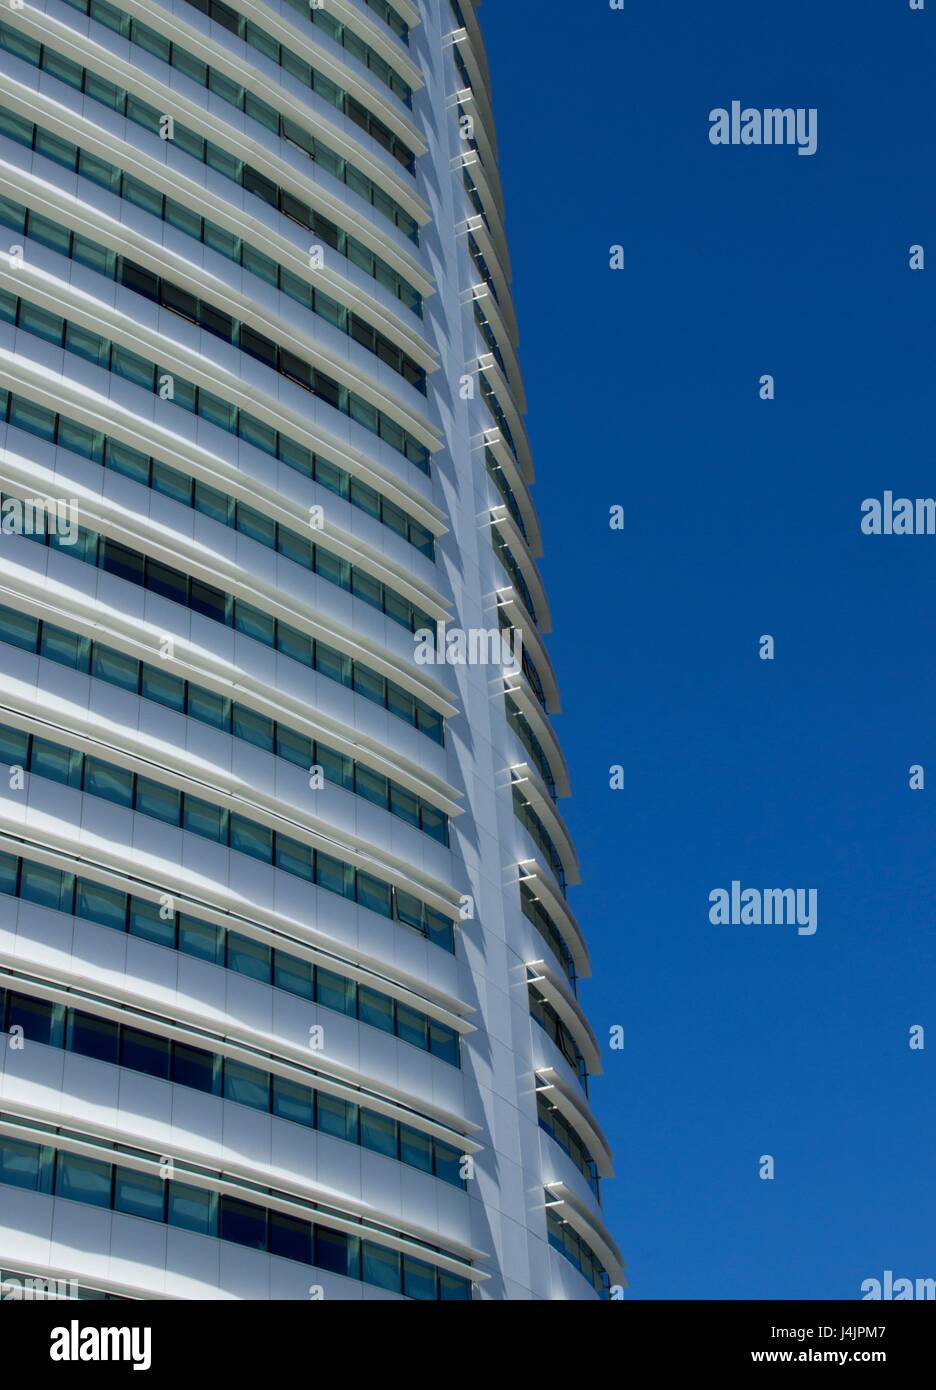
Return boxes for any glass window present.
[141,665,185,712]
[381,500,408,541]
[226,932,271,983]
[269,1210,312,1264]
[244,19,278,60]
[403,1256,437,1301]
[172,1041,218,1095]
[75,879,127,932]
[357,872,391,919]
[219,1195,266,1250]
[6,992,56,1047]
[244,92,279,136]
[101,540,145,588]
[232,706,274,752]
[165,198,202,239]
[193,481,232,526]
[133,19,169,59]
[91,644,139,692]
[65,322,109,368]
[280,438,313,477]
[362,1241,400,1293]
[0,849,18,896]
[230,815,273,864]
[128,898,175,948]
[30,131,75,175]
[425,909,453,952]
[273,953,313,1000]
[351,568,382,612]
[315,1228,359,1280]
[55,1152,112,1208]
[313,548,349,591]
[183,796,229,843]
[434,1141,464,1188]
[315,852,354,901]
[178,914,222,964]
[19,860,74,914]
[198,389,237,433]
[223,1059,269,1111]
[190,580,230,626]
[360,1110,396,1158]
[275,530,311,575]
[416,705,444,743]
[314,458,347,499]
[9,394,56,441]
[314,643,352,688]
[439,1271,471,1300]
[420,803,449,846]
[145,559,188,608]
[114,1167,165,1221]
[78,149,121,193]
[274,726,310,770]
[237,412,276,455]
[151,455,191,505]
[170,381,200,422]
[208,68,242,108]
[173,48,208,85]
[276,625,312,666]
[29,736,83,789]
[18,300,63,346]
[235,503,276,548]
[0,725,29,767]
[110,345,155,390]
[0,109,35,147]
[396,1004,428,1052]
[315,1093,357,1144]
[0,1137,45,1191]
[274,837,313,881]
[186,686,230,731]
[168,1180,216,1235]
[390,783,420,829]
[271,1075,314,1128]
[173,124,206,162]
[429,1021,459,1068]
[105,439,149,484]
[120,1027,170,1080]
[354,765,388,810]
[358,987,393,1034]
[122,173,163,216]
[353,665,385,706]
[399,1125,432,1174]
[39,625,91,673]
[71,234,116,280]
[57,416,105,463]
[0,606,38,652]
[84,71,123,110]
[315,968,355,1017]
[316,744,353,792]
[68,1011,119,1065]
[135,777,181,827]
[280,269,312,311]
[394,891,423,936]
[346,390,376,435]
[234,602,275,647]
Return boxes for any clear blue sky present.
[480,0,936,1299]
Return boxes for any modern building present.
[0,0,623,1299]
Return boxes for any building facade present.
[0,0,622,1299]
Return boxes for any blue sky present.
[480,0,936,1298]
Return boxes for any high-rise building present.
[0,0,622,1300]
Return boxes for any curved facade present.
[0,0,622,1300]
